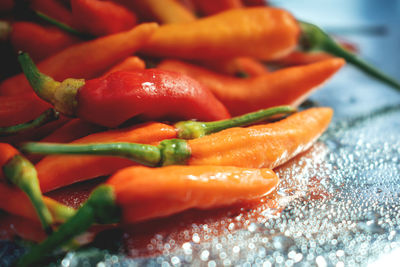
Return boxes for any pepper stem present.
[21,139,192,167]
[0,109,59,136]
[43,198,76,223]
[299,21,400,91]
[18,52,85,116]
[175,105,296,139]
[35,11,91,39]
[3,155,53,234]
[21,142,162,167]
[16,185,120,267]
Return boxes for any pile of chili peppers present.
[0,0,399,266]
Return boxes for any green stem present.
[21,139,192,166]
[175,105,296,139]
[299,21,400,91]
[44,198,76,223]
[0,109,59,136]
[21,142,162,167]
[16,185,120,267]
[18,52,85,116]
[35,11,91,39]
[3,155,53,234]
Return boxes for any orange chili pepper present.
[109,165,278,223]
[0,143,74,232]
[0,22,158,96]
[199,57,270,77]
[136,0,196,23]
[9,21,80,62]
[102,56,146,76]
[18,165,278,266]
[24,107,330,170]
[32,106,293,192]
[158,58,345,115]
[140,7,299,60]
[71,0,137,36]
[36,122,177,192]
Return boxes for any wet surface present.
[1,1,400,266]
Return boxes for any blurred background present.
[272,0,400,119]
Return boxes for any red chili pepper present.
[9,22,80,62]
[19,53,230,127]
[71,0,137,36]
[31,0,76,28]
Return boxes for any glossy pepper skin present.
[109,165,279,223]
[77,69,230,127]
[34,106,292,192]
[141,7,300,60]
[23,107,331,170]
[158,58,345,115]
[17,165,278,267]
[19,52,230,127]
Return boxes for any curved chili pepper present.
[158,58,345,115]
[0,22,157,96]
[0,183,75,225]
[8,21,80,62]
[0,94,49,127]
[299,21,400,90]
[137,0,196,23]
[34,106,293,192]
[18,52,230,127]
[102,56,145,76]
[71,0,137,36]
[0,143,59,233]
[199,57,270,77]
[31,0,76,28]
[17,165,278,266]
[0,109,59,136]
[140,7,300,60]
[23,107,331,169]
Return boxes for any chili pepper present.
[0,22,157,96]
[40,118,103,143]
[140,7,300,60]
[16,165,278,267]
[0,143,70,233]
[0,109,59,136]
[34,106,293,192]
[102,56,145,76]
[0,183,75,224]
[299,21,400,90]
[7,21,80,62]
[0,94,49,127]
[191,0,243,16]
[18,52,230,127]
[31,0,76,28]
[23,107,331,169]
[199,57,269,77]
[137,0,196,24]
[158,58,345,115]
[242,0,267,6]
[71,0,137,36]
